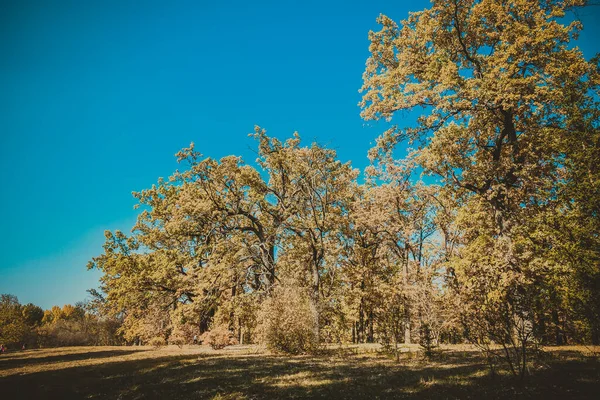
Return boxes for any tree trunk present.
[229,280,237,331]
[368,308,374,343]
[309,291,319,343]
[310,262,320,343]
[404,308,411,344]
[358,303,364,343]
[552,309,563,345]
[403,244,411,344]
[592,325,600,345]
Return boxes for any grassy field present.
[0,344,598,399]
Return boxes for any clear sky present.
[1,0,599,310]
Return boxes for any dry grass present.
[0,344,598,399]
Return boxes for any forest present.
[2,0,599,388]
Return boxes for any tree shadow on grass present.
[0,349,598,399]
[0,349,146,371]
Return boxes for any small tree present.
[377,289,406,361]
[419,323,437,358]
[257,284,319,354]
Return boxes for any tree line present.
[0,294,123,349]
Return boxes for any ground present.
[0,344,598,399]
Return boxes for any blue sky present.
[1,0,599,309]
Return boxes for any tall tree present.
[360,0,598,376]
[279,142,357,341]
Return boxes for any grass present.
[0,344,598,399]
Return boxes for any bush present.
[257,285,319,354]
[204,324,237,350]
[148,337,167,347]
[169,322,200,347]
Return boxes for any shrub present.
[169,322,200,347]
[257,285,319,354]
[148,336,167,348]
[205,324,237,350]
